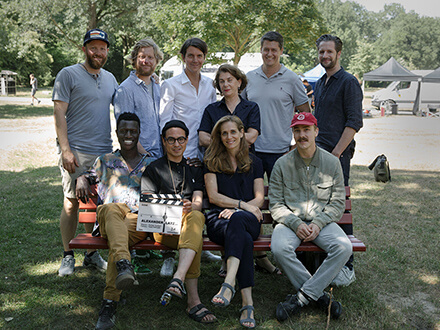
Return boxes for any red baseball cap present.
[290,112,317,127]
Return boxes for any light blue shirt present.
[114,71,162,158]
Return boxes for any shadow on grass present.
[0,104,53,119]
[0,165,439,329]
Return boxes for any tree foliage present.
[153,0,324,65]
[1,0,440,86]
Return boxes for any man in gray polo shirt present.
[242,31,310,179]
[53,28,118,276]
[114,38,163,158]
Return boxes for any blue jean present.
[271,223,352,301]
[206,210,261,289]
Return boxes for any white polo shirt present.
[159,71,216,158]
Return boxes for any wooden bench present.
[70,186,366,255]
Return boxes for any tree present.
[154,0,325,64]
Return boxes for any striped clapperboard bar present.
[137,193,184,235]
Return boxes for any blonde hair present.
[204,115,251,174]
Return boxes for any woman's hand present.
[219,208,236,219]
[242,202,263,222]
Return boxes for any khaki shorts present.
[58,149,99,199]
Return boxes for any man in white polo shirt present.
[242,31,310,179]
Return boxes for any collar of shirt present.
[130,70,155,87]
[256,64,287,80]
[180,70,210,86]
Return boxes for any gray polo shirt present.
[242,65,308,153]
[53,64,118,155]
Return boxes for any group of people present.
[52,27,363,329]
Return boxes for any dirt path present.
[0,111,439,172]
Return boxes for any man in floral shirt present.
[75,112,153,329]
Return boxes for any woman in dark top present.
[204,115,264,329]
[199,64,260,152]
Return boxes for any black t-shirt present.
[141,156,204,199]
[204,153,263,211]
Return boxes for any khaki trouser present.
[97,203,204,301]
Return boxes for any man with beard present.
[313,34,363,286]
[53,28,118,277]
[114,38,163,158]
[269,112,350,322]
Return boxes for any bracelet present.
[238,199,242,209]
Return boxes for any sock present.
[64,250,74,258]
[297,290,311,306]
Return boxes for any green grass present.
[0,105,439,329]
[0,104,53,119]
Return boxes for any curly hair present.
[129,38,163,68]
[204,115,251,174]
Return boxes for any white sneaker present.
[83,251,107,272]
[201,250,221,262]
[59,255,75,276]
[160,257,175,277]
[331,266,356,287]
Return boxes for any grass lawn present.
[0,105,439,329]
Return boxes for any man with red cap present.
[268,112,351,322]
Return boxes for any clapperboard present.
[137,193,184,235]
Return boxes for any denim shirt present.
[114,71,162,158]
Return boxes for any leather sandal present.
[239,305,256,329]
[211,282,235,307]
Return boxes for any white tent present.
[302,64,325,83]
[160,52,263,81]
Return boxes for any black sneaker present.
[316,292,343,319]
[95,299,117,330]
[115,259,138,290]
[276,294,302,322]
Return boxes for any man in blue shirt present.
[313,34,363,286]
[114,38,163,158]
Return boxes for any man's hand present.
[296,222,312,240]
[182,199,193,214]
[62,150,79,173]
[186,157,202,167]
[303,223,320,242]
[75,175,90,203]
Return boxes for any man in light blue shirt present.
[114,38,163,158]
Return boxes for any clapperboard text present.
[137,193,184,235]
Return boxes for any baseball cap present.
[290,112,317,127]
[83,29,109,46]
[162,120,189,137]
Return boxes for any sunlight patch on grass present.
[418,273,439,285]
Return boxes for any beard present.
[136,65,155,77]
[320,57,337,70]
[86,52,107,70]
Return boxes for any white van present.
[371,70,440,112]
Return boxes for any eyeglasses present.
[165,136,187,145]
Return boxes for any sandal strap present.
[240,305,255,313]
[188,303,215,322]
[167,277,186,295]
[222,282,236,295]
